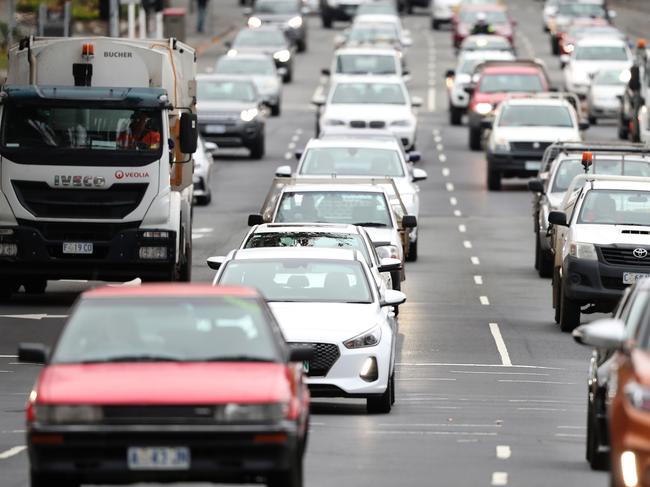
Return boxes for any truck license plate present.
[62,242,93,255]
[525,161,541,171]
[623,272,650,284]
[127,447,190,470]
[206,124,226,134]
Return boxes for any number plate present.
[205,124,226,134]
[127,447,190,470]
[62,242,93,255]
[623,272,650,284]
[525,161,541,171]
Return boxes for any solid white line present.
[458,224,466,233]
[557,426,586,429]
[450,370,548,376]
[439,153,447,162]
[497,445,511,460]
[471,256,480,265]
[450,197,457,206]
[453,209,462,217]
[492,472,508,486]
[397,363,563,370]
[428,88,436,112]
[0,355,17,358]
[463,240,472,249]
[499,380,576,385]
[284,152,292,160]
[517,407,567,412]
[396,378,456,381]
[445,182,454,192]
[369,431,496,436]
[489,323,512,367]
[379,423,501,428]
[442,167,450,177]
[0,446,26,460]
[474,275,483,285]
[480,296,490,306]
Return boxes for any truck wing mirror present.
[179,112,198,155]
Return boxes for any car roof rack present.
[562,174,650,208]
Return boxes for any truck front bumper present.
[0,222,176,282]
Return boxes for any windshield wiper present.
[354,222,388,227]
[199,355,275,363]
[80,354,183,364]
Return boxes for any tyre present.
[588,115,597,125]
[405,238,418,262]
[271,102,281,117]
[297,39,307,53]
[321,14,332,28]
[390,373,396,405]
[469,126,481,151]
[24,279,47,294]
[175,226,192,283]
[0,282,13,302]
[267,458,303,487]
[551,36,559,55]
[449,106,462,125]
[31,472,78,487]
[559,286,581,332]
[432,19,439,30]
[195,192,211,206]
[536,234,553,278]
[553,271,561,324]
[487,169,501,191]
[618,115,629,140]
[367,374,393,414]
[250,132,265,160]
[587,396,610,471]
[283,68,293,84]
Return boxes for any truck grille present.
[600,246,650,267]
[12,181,147,219]
[289,342,340,377]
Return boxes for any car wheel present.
[469,127,482,151]
[536,234,553,278]
[297,39,307,53]
[559,286,580,332]
[432,19,439,30]
[553,270,561,324]
[0,282,14,302]
[250,132,266,160]
[390,373,396,405]
[487,169,501,191]
[321,14,332,28]
[405,238,418,262]
[449,106,462,125]
[618,115,629,140]
[24,279,47,294]
[271,102,281,117]
[196,193,211,206]
[586,397,595,462]
[551,36,559,55]
[367,375,393,414]
[283,68,293,83]
[31,472,78,487]
[588,115,597,125]
[267,457,303,487]
[587,398,610,471]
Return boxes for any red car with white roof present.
[20,284,311,487]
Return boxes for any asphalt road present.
[0,0,639,485]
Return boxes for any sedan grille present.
[599,246,650,267]
[289,342,340,377]
[103,406,218,425]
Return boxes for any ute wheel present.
[469,127,482,151]
[24,279,47,294]
[449,106,462,125]
[406,238,418,262]
[367,374,393,414]
[559,286,580,332]
[267,457,303,487]
[487,169,501,191]
[536,234,553,278]
[250,132,266,160]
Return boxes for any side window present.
[625,293,650,340]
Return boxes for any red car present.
[19,284,311,487]
[465,60,552,150]
[452,5,515,49]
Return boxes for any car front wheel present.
[267,456,303,487]
[559,287,580,332]
[367,374,393,414]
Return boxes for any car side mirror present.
[408,151,421,163]
[411,96,423,108]
[224,40,232,49]
[378,257,402,273]
[179,112,198,155]
[579,121,590,131]
[206,256,226,271]
[548,211,568,227]
[375,245,398,260]
[481,119,493,130]
[402,37,413,47]
[289,345,313,362]
[321,68,331,76]
[402,69,410,77]
[311,94,326,106]
[412,168,427,182]
[381,289,407,307]
[528,179,545,194]
[275,165,292,177]
[608,9,617,19]
[18,343,49,364]
[204,141,218,152]
[301,6,310,15]
[248,213,264,226]
[402,215,417,228]
[573,318,625,349]
[294,150,303,160]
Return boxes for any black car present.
[197,75,266,159]
[245,0,308,52]
[228,27,295,83]
[319,0,365,29]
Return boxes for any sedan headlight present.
[390,119,412,127]
[324,118,345,126]
[287,15,303,29]
[214,402,288,423]
[35,405,104,424]
[491,137,510,153]
[273,49,291,63]
[474,103,493,115]
[569,242,598,260]
[248,16,262,28]
[344,326,382,349]
[240,108,259,122]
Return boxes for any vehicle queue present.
[5,0,650,486]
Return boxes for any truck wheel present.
[487,170,501,191]
[449,106,462,125]
[559,288,580,332]
[553,271,561,324]
[267,457,303,487]
[469,127,481,150]
[250,133,266,160]
[367,374,393,414]
[24,279,47,294]
[405,238,418,262]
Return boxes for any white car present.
[313,76,421,149]
[563,36,632,98]
[431,0,461,30]
[352,14,412,47]
[210,247,406,413]
[446,49,515,125]
[485,95,586,191]
[323,47,407,84]
[459,35,515,56]
[193,137,216,206]
[587,68,629,124]
[275,136,427,259]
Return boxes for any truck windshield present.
[1,103,163,165]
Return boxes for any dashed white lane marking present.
[450,197,457,206]
[450,370,548,376]
[296,128,303,134]
[463,240,472,249]
[474,275,483,285]
[442,167,450,177]
[291,134,299,142]
[489,323,512,367]
[499,380,576,385]
[288,142,296,150]
[433,129,440,135]
[480,296,490,306]
[470,256,480,265]
[0,446,26,460]
[378,423,501,428]
[453,209,462,217]
[194,228,213,233]
[492,472,508,486]
[427,87,436,112]
[284,152,292,160]
[445,182,454,191]
[555,433,586,438]
[369,431,496,437]
[438,154,447,163]
[0,355,17,358]
[557,425,586,429]
[436,143,444,151]
[396,378,456,381]
[497,445,511,460]
[517,407,567,412]
[458,224,467,233]
[434,135,442,143]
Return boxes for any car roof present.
[482,65,544,74]
[281,183,387,194]
[459,4,506,12]
[304,137,402,151]
[501,97,572,107]
[460,50,514,61]
[331,75,405,85]
[229,247,363,261]
[335,46,399,56]
[252,223,362,234]
[575,36,628,47]
[587,178,650,191]
[83,284,260,299]
[354,14,400,23]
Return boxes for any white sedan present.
[210,247,406,413]
[313,76,421,150]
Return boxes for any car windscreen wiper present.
[354,222,388,227]
[79,354,183,364]
[198,355,276,363]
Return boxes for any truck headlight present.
[569,242,597,260]
[344,326,382,349]
[240,108,259,122]
[36,405,104,424]
[474,103,493,115]
[142,231,169,239]
[215,403,287,423]
[273,50,291,63]
[248,16,262,28]
[287,15,303,29]
[139,246,168,259]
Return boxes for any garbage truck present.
[0,36,198,298]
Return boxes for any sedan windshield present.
[198,80,257,102]
[276,191,393,227]
[219,259,372,303]
[216,57,276,75]
[578,190,650,226]
[593,69,628,85]
[244,232,370,262]
[552,159,650,193]
[336,54,397,75]
[330,82,406,105]
[460,10,508,24]
[498,105,573,127]
[557,3,605,18]
[574,45,629,61]
[348,26,400,44]
[479,73,544,93]
[300,147,404,177]
[234,29,287,47]
[51,297,279,364]
[254,0,298,14]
